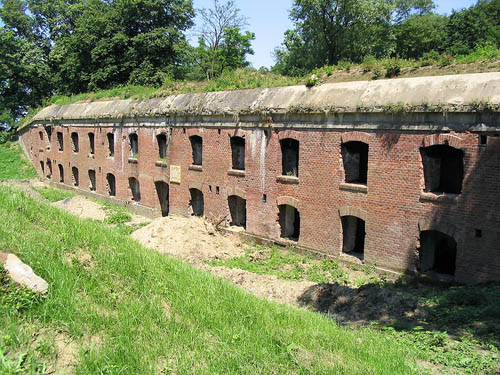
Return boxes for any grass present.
[33,186,75,202]
[0,186,421,374]
[0,142,36,181]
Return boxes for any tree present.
[194,0,254,79]
[273,0,436,75]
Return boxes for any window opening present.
[71,132,79,153]
[58,164,64,183]
[230,136,245,170]
[157,133,167,160]
[72,167,79,186]
[106,173,116,196]
[341,141,368,184]
[341,216,365,259]
[46,159,52,179]
[57,132,63,151]
[189,135,202,165]
[40,161,45,174]
[107,133,114,156]
[278,204,300,241]
[129,133,138,158]
[280,138,299,177]
[89,133,95,154]
[189,188,204,216]
[420,145,464,194]
[419,230,457,276]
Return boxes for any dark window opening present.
[480,135,488,145]
[71,132,79,153]
[129,177,141,201]
[45,126,52,140]
[228,195,246,228]
[106,173,116,196]
[216,186,220,194]
[157,134,167,159]
[189,135,202,165]
[39,131,43,140]
[278,204,300,241]
[46,160,52,179]
[88,170,96,191]
[154,181,169,217]
[72,167,79,186]
[280,138,299,177]
[218,129,221,135]
[420,145,464,194]
[262,194,267,203]
[58,164,64,183]
[341,216,365,259]
[40,161,45,174]
[89,133,95,154]
[189,188,204,216]
[57,132,63,151]
[209,185,212,192]
[129,133,138,158]
[419,230,457,276]
[475,229,482,238]
[342,141,368,184]
[107,133,114,156]
[231,136,245,170]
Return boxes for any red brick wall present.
[22,124,500,283]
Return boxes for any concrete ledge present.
[227,169,245,177]
[188,164,202,172]
[339,183,368,193]
[128,157,138,164]
[276,175,299,184]
[419,192,458,203]
[155,160,168,168]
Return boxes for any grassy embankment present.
[0,141,422,374]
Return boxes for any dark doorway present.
[228,195,246,228]
[72,167,79,186]
[420,145,464,194]
[129,177,141,201]
[88,170,96,191]
[230,136,245,170]
[280,138,299,177]
[341,216,365,258]
[189,135,203,165]
[341,141,368,184]
[106,173,116,196]
[278,204,300,241]
[57,132,64,151]
[155,181,169,217]
[189,188,204,216]
[419,230,457,276]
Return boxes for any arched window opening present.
[40,161,45,175]
[280,138,299,177]
[88,170,96,191]
[71,132,79,153]
[58,164,64,183]
[46,159,52,179]
[230,136,245,170]
[157,134,167,160]
[106,173,116,196]
[57,132,64,151]
[189,135,203,165]
[278,204,300,241]
[129,133,138,158]
[107,133,114,156]
[155,181,169,217]
[342,141,368,184]
[189,188,204,216]
[129,177,141,201]
[420,145,464,194]
[88,133,95,155]
[341,215,365,259]
[228,195,246,228]
[419,230,457,276]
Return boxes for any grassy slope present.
[0,186,420,374]
[0,142,36,181]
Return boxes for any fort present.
[19,72,500,284]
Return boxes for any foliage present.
[104,211,132,225]
[0,186,420,374]
[0,142,36,180]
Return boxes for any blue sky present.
[191,0,478,68]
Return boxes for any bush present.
[104,211,132,224]
[0,130,16,144]
[384,60,402,78]
[439,53,454,67]
[305,74,321,88]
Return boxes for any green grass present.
[33,186,75,202]
[0,142,36,181]
[0,186,421,374]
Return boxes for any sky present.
[191,0,478,69]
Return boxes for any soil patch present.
[52,196,107,221]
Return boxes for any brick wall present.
[22,122,500,283]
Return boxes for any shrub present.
[104,211,132,224]
[305,74,321,88]
[384,60,402,78]
[439,53,454,67]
